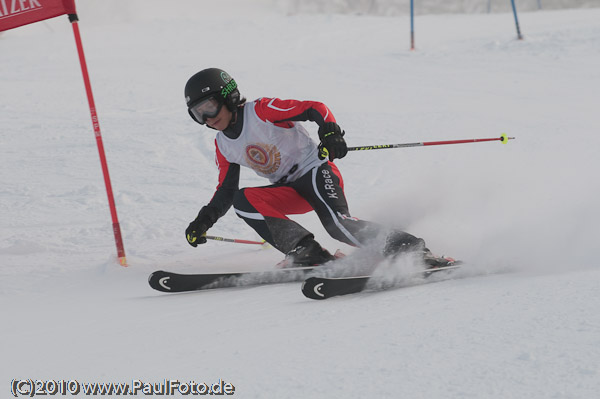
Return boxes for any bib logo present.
[0,0,42,18]
[245,144,281,175]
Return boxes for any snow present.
[2,1,600,398]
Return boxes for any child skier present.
[184,68,427,266]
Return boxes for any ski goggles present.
[189,96,223,124]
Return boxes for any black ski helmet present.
[185,68,242,124]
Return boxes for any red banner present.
[0,0,76,32]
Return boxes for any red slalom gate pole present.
[347,134,514,152]
[69,14,127,266]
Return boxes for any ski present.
[301,263,463,300]
[149,266,317,293]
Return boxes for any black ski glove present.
[318,122,347,161]
[185,206,219,247]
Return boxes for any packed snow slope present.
[2,1,599,398]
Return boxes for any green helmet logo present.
[220,72,238,99]
[220,71,232,83]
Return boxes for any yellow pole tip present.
[119,257,128,267]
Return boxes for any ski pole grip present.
[318,144,329,160]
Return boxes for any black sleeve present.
[205,162,240,219]
[274,107,328,127]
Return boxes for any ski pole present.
[348,134,514,152]
[203,234,269,246]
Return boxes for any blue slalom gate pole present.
[510,0,524,40]
[410,0,415,50]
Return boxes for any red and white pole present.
[69,14,127,266]
[204,235,268,246]
[347,134,514,152]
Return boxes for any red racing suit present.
[199,98,415,253]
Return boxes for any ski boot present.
[383,232,427,258]
[383,232,457,268]
[282,236,336,267]
[422,249,458,269]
